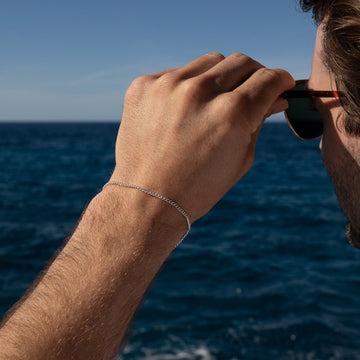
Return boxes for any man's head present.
[300,0,360,247]
[300,0,360,133]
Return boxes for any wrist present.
[80,184,189,258]
[104,181,190,240]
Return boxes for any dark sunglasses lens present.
[285,82,323,140]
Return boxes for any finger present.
[151,67,180,78]
[151,53,225,80]
[203,53,263,92]
[267,97,289,117]
[234,68,295,125]
[174,52,225,79]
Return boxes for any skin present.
[0,53,294,359]
[309,22,360,247]
[2,18,359,360]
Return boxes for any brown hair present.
[300,0,360,135]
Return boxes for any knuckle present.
[125,75,154,99]
[153,72,179,93]
[227,53,263,75]
[206,52,225,61]
[257,68,282,83]
[229,52,247,60]
[180,75,213,100]
[229,53,253,65]
[130,74,154,89]
[158,71,178,86]
[179,78,200,99]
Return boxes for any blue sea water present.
[1,121,360,359]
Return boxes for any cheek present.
[320,115,340,167]
[320,114,346,205]
[321,106,360,168]
[319,103,347,164]
[320,114,360,228]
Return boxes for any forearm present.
[0,52,294,359]
[0,186,186,360]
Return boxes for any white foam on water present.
[116,345,215,360]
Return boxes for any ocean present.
[1,121,360,359]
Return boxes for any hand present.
[110,52,294,223]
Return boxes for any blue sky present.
[0,0,317,121]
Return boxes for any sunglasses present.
[281,79,344,140]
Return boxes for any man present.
[0,0,358,358]
[301,0,360,249]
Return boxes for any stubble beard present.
[321,143,360,250]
